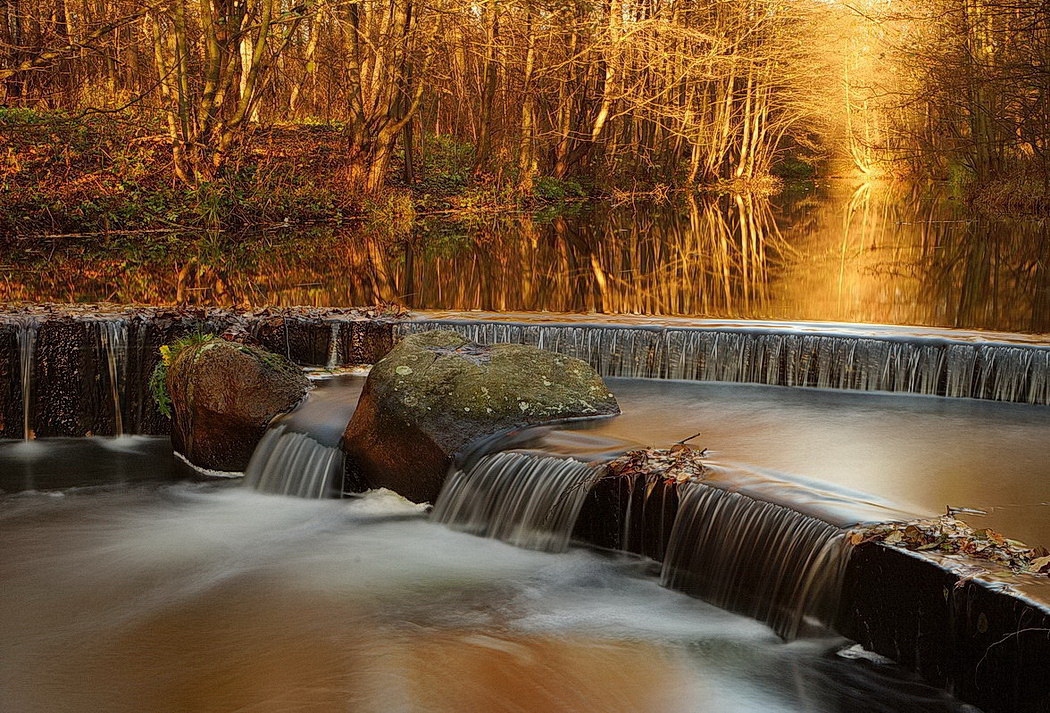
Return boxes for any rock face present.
[165,337,310,472]
[342,330,620,503]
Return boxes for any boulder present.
[342,330,620,503]
[163,336,310,472]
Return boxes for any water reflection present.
[3,181,1047,333]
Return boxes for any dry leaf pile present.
[602,446,708,484]
[849,516,1050,577]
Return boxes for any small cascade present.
[661,481,850,640]
[97,320,128,436]
[432,451,598,552]
[243,374,364,498]
[398,320,1050,404]
[243,424,343,498]
[325,322,342,370]
[16,318,38,440]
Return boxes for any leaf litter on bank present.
[849,515,1050,578]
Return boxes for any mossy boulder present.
[342,330,620,503]
[160,335,310,472]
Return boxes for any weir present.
[399,319,1050,405]
[4,309,1049,439]
[0,308,393,439]
[428,443,896,642]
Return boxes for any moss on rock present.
[162,336,309,472]
[343,330,619,502]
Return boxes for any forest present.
[3,0,1050,233]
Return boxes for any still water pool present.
[5,182,1048,334]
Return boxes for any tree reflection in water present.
[3,181,1047,333]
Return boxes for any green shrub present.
[149,333,217,418]
[532,176,586,201]
[419,134,474,192]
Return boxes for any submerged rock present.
[342,330,619,503]
[161,335,309,472]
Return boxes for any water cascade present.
[97,320,128,436]
[433,442,899,642]
[399,320,1050,405]
[243,424,343,497]
[243,375,363,498]
[326,322,342,370]
[661,481,850,640]
[16,318,38,440]
[432,451,598,552]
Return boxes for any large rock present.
[164,336,310,472]
[342,330,620,503]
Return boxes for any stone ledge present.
[572,469,1050,712]
[0,307,396,438]
[839,542,1050,713]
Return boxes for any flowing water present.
[97,319,128,437]
[1,366,1045,712]
[433,451,597,552]
[243,375,363,497]
[0,483,978,713]
[16,317,37,440]
[661,481,850,641]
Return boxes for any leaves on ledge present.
[602,446,709,484]
[849,516,1050,578]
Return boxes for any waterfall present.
[325,322,342,370]
[398,320,1050,404]
[432,451,598,552]
[97,320,128,436]
[661,481,850,641]
[243,424,343,498]
[242,375,363,498]
[16,319,38,440]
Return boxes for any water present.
[243,375,364,498]
[242,424,343,497]
[0,436,180,493]
[397,320,1050,405]
[589,378,1050,549]
[0,483,977,713]
[3,182,1047,334]
[16,317,37,440]
[662,481,850,641]
[97,319,128,436]
[433,451,598,552]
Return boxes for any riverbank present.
[2,109,812,239]
[0,109,647,238]
[966,172,1050,215]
